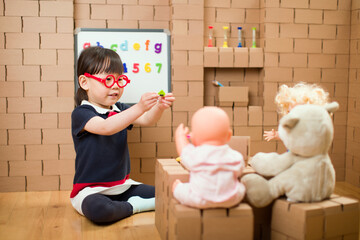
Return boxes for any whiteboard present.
[74,28,171,105]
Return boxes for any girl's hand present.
[263,129,279,141]
[137,92,159,112]
[157,93,175,110]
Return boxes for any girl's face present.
[81,72,124,109]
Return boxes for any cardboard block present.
[228,203,254,239]
[202,204,253,240]
[228,136,250,164]
[271,196,359,240]
[248,106,263,126]
[204,47,218,67]
[169,199,201,240]
[218,86,249,107]
[327,197,359,237]
[252,203,273,240]
[272,199,324,240]
[249,48,263,67]
[234,48,249,67]
[233,107,248,126]
[155,159,181,238]
[219,47,234,67]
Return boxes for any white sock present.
[127,196,155,214]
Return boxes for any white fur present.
[241,102,338,207]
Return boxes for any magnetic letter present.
[133,43,140,51]
[145,40,150,51]
[83,42,91,49]
[110,44,118,51]
[154,43,162,54]
[120,40,128,51]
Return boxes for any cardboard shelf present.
[204,47,264,68]
[217,86,249,107]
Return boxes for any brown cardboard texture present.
[218,86,249,107]
[248,106,263,126]
[155,159,187,240]
[272,199,324,240]
[234,47,249,67]
[203,47,218,67]
[252,203,273,240]
[249,48,264,67]
[228,135,250,164]
[271,196,359,240]
[202,204,253,240]
[219,47,234,67]
[169,199,201,240]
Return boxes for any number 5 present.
[133,63,139,73]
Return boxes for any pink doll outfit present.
[173,144,246,208]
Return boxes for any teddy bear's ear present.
[282,117,299,132]
[324,101,339,114]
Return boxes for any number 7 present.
[155,63,162,73]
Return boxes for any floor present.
[0,181,358,240]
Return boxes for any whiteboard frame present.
[74,28,171,105]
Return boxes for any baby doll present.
[172,107,246,209]
[264,82,329,141]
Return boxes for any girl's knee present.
[82,195,116,223]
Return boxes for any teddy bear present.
[241,102,339,208]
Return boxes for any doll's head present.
[275,82,329,116]
[75,46,124,106]
[190,107,232,146]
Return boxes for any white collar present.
[81,100,121,114]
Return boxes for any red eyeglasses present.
[84,73,130,88]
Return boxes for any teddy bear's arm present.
[250,151,295,177]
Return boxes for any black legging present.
[81,184,155,224]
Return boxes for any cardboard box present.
[204,47,219,67]
[234,47,249,67]
[248,106,263,126]
[218,86,249,107]
[252,203,273,240]
[228,136,250,164]
[168,199,202,240]
[168,200,253,240]
[202,204,253,240]
[219,47,234,67]
[155,159,190,240]
[249,48,264,67]
[271,196,359,240]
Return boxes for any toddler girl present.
[71,46,175,224]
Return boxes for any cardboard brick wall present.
[347,3,360,187]
[271,195,359,240]
[0,0,359,191]
[0,0,75,192]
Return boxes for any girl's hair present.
[275,82,329,115]
[75,46,124,106]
